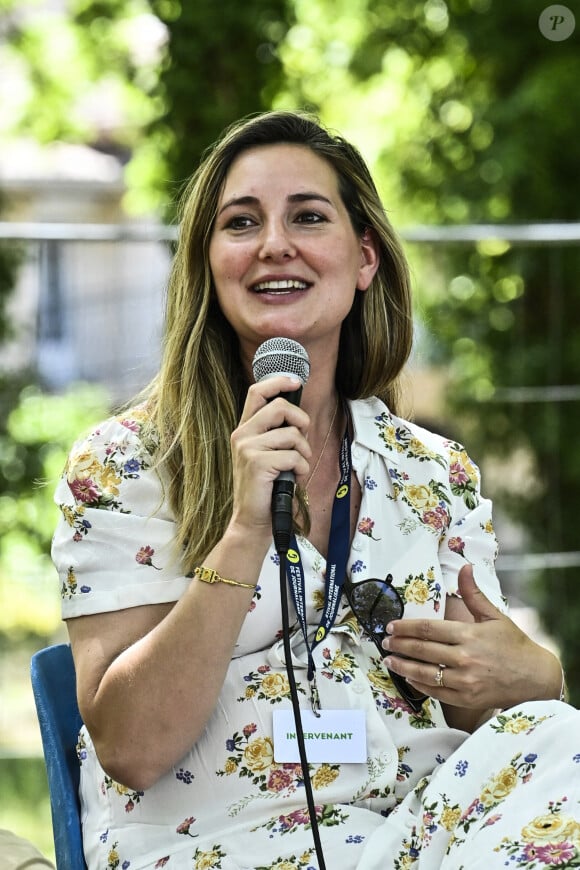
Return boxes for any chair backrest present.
[30,643,87,870]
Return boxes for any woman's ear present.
[357,228,380,292]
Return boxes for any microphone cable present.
[278,552,327,870]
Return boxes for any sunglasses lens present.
[347,579,403,641]
[346,578,428,712]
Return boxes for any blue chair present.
[30,643,87,870]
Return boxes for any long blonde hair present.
[143,111,414,572]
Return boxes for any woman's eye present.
[295,211,327,224]
[225,215,255,230]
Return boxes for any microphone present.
[252,337,311,555]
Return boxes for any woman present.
[52,111,578,870]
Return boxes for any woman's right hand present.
[228,375,311,539]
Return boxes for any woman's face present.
[209,143,378,364]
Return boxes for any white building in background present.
[0,139,171,403]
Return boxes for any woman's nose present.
[258,221,296,260]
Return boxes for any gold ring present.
[435,666,445,688]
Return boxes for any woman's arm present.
[68,524,262,791]
[67,376,311,791]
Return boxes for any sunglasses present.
[343,575,428,713]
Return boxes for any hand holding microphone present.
[252,338,310,555]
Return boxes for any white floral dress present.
[52,397,580,870]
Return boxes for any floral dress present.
[52,396,580,870]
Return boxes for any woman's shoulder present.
[59,402,161,511]
[349,396,468,463]
[68,403,158,460]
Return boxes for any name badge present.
[273,709,367,763]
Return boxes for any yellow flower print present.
[367,666,393,693]
[480,766,519,807]
[61,504,84,526]
[403,484,439,511]
[311,764,339,789]
[328,652,351,671]
[65,567,77,594]
[502,715,535,734]
[405,577,430,605]
[110,781,132,797]
[312,588,325,610]
[194,850,222,870]
[382,423,400,448]
[243,687,256,699]
[271,863,295,870]
[99,465,122,496]
[223,758,237,774]
[67,448,102,482]
[243,737,274,773]
[440,806,462,831]
[521,813,580,845]
[409,437,435,458]
[481,519,495,535]
[261,673,290,699]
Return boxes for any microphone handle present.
[271,385,303,555]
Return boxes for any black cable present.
[279,554,327,870]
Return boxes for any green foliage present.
[0,757,54,863]
[341,0,580,699]
[0,382,109,643]
[141,0,294,216]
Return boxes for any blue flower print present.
[123,459,141,474]
[364,476,378,490]
[351,559,366,574]
[455,760,468,777]
[176,768,194,784]
[524,753,538,764]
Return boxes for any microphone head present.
[252,337,310,385]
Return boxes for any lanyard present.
[285,420,352,712]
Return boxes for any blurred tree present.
[340,0,580,700]
[144,0,294,215]
[70,0,295,214]
[0,383,109,646]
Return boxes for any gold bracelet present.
[193,566,256,590]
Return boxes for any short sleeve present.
[52,410,191,618]
[438,442,507,613]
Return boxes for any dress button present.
[352,539,362,551]
[351,680,366,695]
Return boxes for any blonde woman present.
[52,111,577,870]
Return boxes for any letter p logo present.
[539,5,575,40]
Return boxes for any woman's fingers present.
[228,377,312,530]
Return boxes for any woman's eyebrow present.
[287,192,333,206]
[217,191,334,216]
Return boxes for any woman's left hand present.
[382,564,563,714]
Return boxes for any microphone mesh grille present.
[252,337,310,384]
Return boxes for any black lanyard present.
[285,422,352,708]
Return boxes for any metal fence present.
[2,220,580,579]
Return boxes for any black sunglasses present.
[343,575,428,713]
